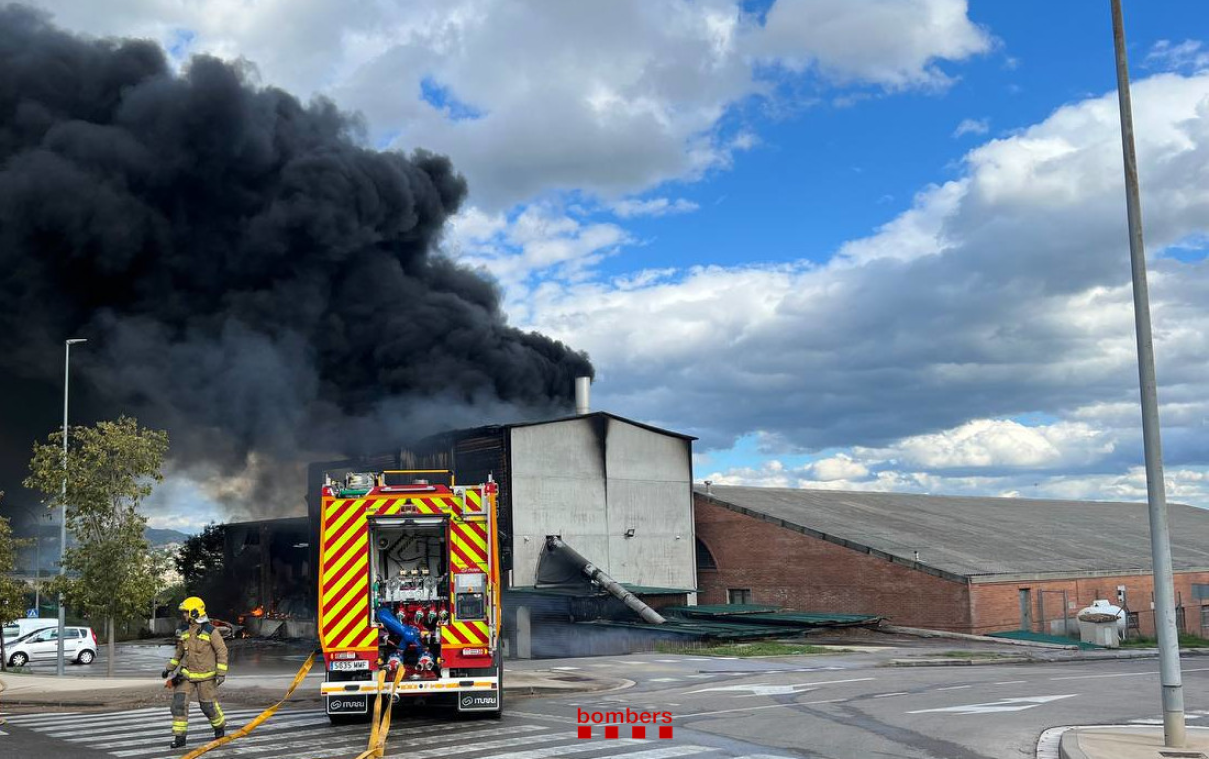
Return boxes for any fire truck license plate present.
[329,660,370,671]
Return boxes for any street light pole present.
[57,338,86,677]
[1109,0,1184,747]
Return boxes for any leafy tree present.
[175,523,226,599]
[0,492,34,672]
[25,417,168,676]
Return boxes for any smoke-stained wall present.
[0,7,590,518]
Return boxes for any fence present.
[1125,602,1209,640]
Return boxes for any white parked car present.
[5,625,97,666]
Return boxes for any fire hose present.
[176,648,407,759]
[179,650,317,759]
[353,663,406,759]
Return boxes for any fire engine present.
[318,470,503,721]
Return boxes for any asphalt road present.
[4,650,1209,759]
[8,639,316,678]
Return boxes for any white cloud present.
[953,117,989,138]
[443,204,630,318]
[611,197,701,218]
[1146,40,1209,73]
[755,0,992,90]
[522,71,1209,500]
[806,454,870,481]
[703,457,1209,508]
[25,0,990,208]
[867,419,1115,470]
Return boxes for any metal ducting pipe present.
[545,536,665,624]
[575,376,591,415]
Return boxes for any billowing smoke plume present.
[0,6,592,520]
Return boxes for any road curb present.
[888,657,1031,667]
[1057,730,1091,759]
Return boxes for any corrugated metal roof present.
[698,485,1209,579]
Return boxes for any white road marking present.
[650,678,681,683]
[340,733,565,759]
[550,666,581,671]
[1050,667,1209,681]
[688,677,874,696]
[42,709,266,737]
[87,715,334,748]
[936,685,971,691]
[458,738,646,759]
[678,698,847,719]
[582,748,710,759]
[908,694,1077,715]
[873,692,910,698]
[994,680,1027,685]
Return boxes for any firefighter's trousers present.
[171,679,225,735]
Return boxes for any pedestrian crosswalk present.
[0,707,797,759]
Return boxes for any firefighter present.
[162,596,229,749]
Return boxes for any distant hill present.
[146,527,190,547]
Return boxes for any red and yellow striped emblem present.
[319,498,377,650]
[448,518,489,573]
[441,620,490,646]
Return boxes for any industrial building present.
[308,411,699,657]
[695,485,1209,637]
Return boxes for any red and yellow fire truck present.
[317,470,503,721]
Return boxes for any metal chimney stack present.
[575,376,591,415]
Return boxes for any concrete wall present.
[509,417,695,590]
[695,498,972,631]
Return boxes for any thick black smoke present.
[0,6,592,519]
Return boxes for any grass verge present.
[1120,632,1209,649]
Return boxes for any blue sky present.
[23,0,1209,531]
[592,2,1208,275]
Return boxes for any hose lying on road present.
[353,662,406,759]
[180,650,317,759]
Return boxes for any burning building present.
[221,517,314,637]
[308,403,699,658]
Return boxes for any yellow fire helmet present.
[179,596,206,620]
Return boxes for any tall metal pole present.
[1110,0,1184,746]
[58,338,85,676]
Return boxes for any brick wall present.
[696,495,1209,637]
[971,572,1209,637]
[695,497,972,632]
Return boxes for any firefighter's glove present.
[216,675,225,686]
[161,669,171,679]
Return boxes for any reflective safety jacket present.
[167,621,229,682]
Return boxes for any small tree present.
[0,492,34,672]
[25,417,168,676]
[176,523,226,602]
